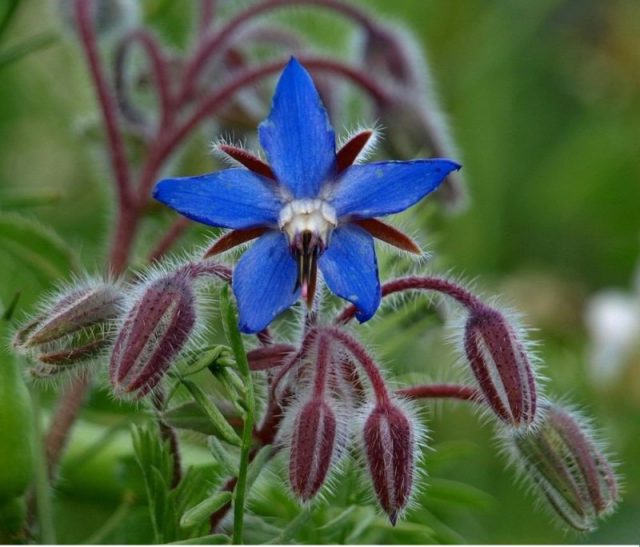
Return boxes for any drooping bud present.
[463,304,537,427]
[363,401,416,525]
[110,272,196,397]
[363,23,421,90]
[360,23,467,211]
[289,398,337,501]
[503,403,619,531]
[14,281,123,376]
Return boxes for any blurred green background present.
[1,0,639,543]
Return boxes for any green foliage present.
[0,212,79,283]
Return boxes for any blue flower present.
[154,58,460,333]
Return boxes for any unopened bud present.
[289,398,337,501]
[464,305,537,427]
[110,273,196,397]
[363,402,415,525]
[503,403,619,531]
[14,281,123,376]
[363,24,420,90]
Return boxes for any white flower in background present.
[586,261,640,384]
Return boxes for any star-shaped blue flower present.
[154,58,460,333]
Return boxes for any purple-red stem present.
[396,384,481,403]
[198,0,217,37]
[335,276,483,324]
[312,334,330,398]
[74,0,132,210]
[178,0,376,104]
[117,29,173,129]
[44,373,91,478]
[322,327,391,406]
[147,218,190,264]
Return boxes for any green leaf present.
[169,534,230,545]
[207,437,237,477]
[245,445,273,493]
[182,380,241,446]
[0,32,58,70]
[131,425,176,543]
[0,212,79,283]
[180,492,233,528]
[0,187,62,210]
[163,401,225,436]
[220,287,251,381]
[425,477,495,511]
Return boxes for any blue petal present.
[258,58,336,198]
[330,159,461,219]
[232,231,300,333]
[153,169,282,229]
[319,224,380,322]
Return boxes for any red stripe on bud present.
[110,275,196,397]
[289,398,337,501]
[464,305,537,427]
[363,402,415,525]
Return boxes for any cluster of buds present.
[13,280,123,378]
[272,327,418,523]
[501,402,619,531]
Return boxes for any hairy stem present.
[322,327,391,406]
[178,0,377,103]
[44,373,91,479]
[74,0,132,208]
[396,384,481,403]
[335,275,483,324]
[147,218,190,264]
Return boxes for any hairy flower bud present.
[289,398,337,501]
[363,402,415,525]
[110,273,196,397]
[464,305,537,427]
[363,24,420,90]
[503,403,619,531]
[14,281,123,376]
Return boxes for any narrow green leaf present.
[245,445,273,492]
[0,187,62,210]
[0,212,79,283]
[0,32,58,70]
[267,508,313,544]
[425,477,495,511]
[182,379,241,446]
[220,286,250,381]
[207,437,237,477]
[180,491,233,528]
[169,534,230,545]
[0,0,20,41]
[163,401,223,436]
[220,286,255,545]
[317,505,358,532]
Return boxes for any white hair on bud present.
[494,399,621,532]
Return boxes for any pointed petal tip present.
[388,512,398,526]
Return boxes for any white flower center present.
[278,199,337,247]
